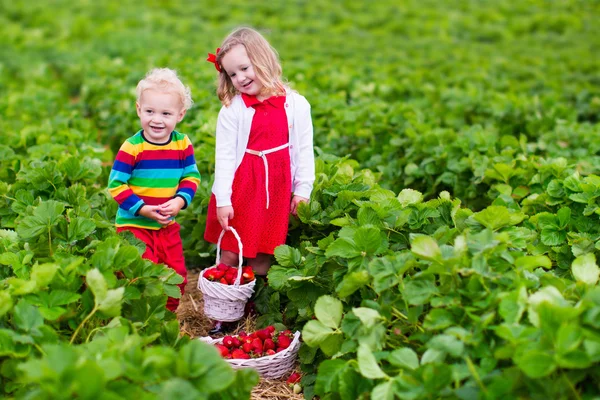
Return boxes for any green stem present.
[563,372,581,400]
[465,356,487,394]
[48,228,53,257]
[70,306,98,344]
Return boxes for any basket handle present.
[215,227,244,286]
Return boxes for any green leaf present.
[314,359,347,395]
[97,288,124,317]
[556,207,571,229]
[13,301,44,332]
[315,295,343,329]
[159,379,204,400]
[427,334,464,357]
[473,205,525,231]
[541,229,566,246]
[515,350,556,378]
[357,343,387,379]
[423,309,455,330]
[354,226,385,255]
[68,217,96,242]
[16,200,65,240]
[336,270,370,298]
[352,307,382,329]
[388,348,419,370]
[86,268,107,301]
[410,235,442,261]
[572,253,599,285]
[303,320,336,347]
[31,263,58,290]
[372,381,396,400]
[515,256,552,271]
[555,350,592,369]
[274,245,302,267]
[556,324,582,354]
[403,278,438,305]
[397,189,423,207]
[0,291,13,317]
[319,333,344,357]
[326,237,360,258]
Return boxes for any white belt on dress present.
[245,142,290,209]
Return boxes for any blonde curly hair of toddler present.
[136,68,193,110]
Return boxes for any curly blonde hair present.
[214,27,286,106]
[136,68,193,110]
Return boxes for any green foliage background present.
[1,0,600,398]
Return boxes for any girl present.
[204,27,314,323]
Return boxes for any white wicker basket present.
[199,331,301,379]
[198,228,256,322]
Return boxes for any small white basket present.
[199,331,301,379]
[198,228,255,322]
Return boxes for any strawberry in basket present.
[203,263,255,285]
[214,326,295,359]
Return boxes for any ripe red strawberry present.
[276,347,286,353]
[242,266,255,283]
[277,334,292,349]
[265,349,276,356]
[251,338,263,353]
[266,325,275,333]
[215,344,229,357]
[242,342,253,353]
[217,263,229,271]
[219,277,228,285]
[256,328,271,340]
[231,336,241,347]
[263,338,275,351]
[286,372,301,385]
[212,269,225,279]
[203,269,216,281]
[222,336,235,348]
[224,271,236,285]
[231,349,250,359]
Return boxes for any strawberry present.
[212,269,225,279]
[217,263,229,272]
[242,342,253,353]
[276,347,286,353]
[224,271,236,285]
[222,336,235,348]
[219,277,228,285]
[203,269,216,281]
[265,349,276,355]
[277,334,292,349]
[231,336,241,347]
[215,344,229,357]
[231,349,250,359]
[256,328,271,340]
[263,338,275,351]
[286,372,301,385]
[251,338,263,354]
[242,266,255,283]
[266,325,275,333]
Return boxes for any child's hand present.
[217,206,234,230]
[290,195,309,216]
[138,205,172,225]
[158,197,185,217]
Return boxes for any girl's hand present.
[158,197,185,217]
[290,195,309,216]
[138,205,172,226]
[217,206,234,230]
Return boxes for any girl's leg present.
[247,253,272,276]
[219,250,240,267]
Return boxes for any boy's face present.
[136,89,186,144]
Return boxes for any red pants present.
[117,223,187,312]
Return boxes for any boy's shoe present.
[208,321,234,335]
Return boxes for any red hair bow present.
[206,48,221,72]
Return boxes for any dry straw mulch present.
[177,269,304,400]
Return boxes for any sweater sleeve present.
[292,95,315,199]
[175,136,201,208]
[213,104,239,207]
[108,141,145,215]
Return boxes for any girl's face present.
[136,89,186,144]
[221,44,264,99]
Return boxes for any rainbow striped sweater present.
[108,130,201,230]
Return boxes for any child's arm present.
[172,135,201,212]
[108,143,146,216]
[290,195,309,216]
[213,105,239,208]
[292,96,316,200]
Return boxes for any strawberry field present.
[2,0,600,399]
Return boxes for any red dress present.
[204,94,292,258]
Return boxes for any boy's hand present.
[290,195,309,216]
[158,197,185,217]
[217,206,234,230]
[138,205,172,225]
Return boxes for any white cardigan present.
[212,90,315,207]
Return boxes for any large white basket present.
[197,228,255,322]
[199,331,301,379]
